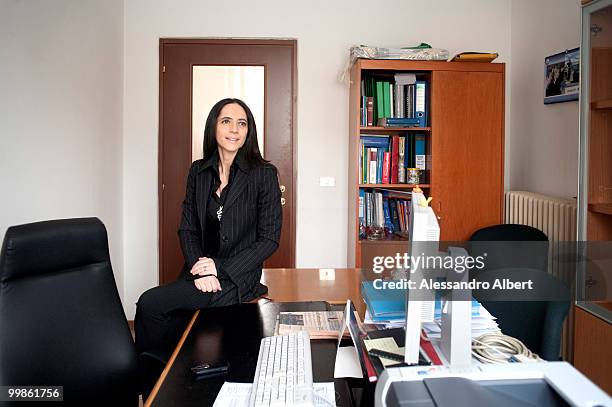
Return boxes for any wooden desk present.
[261,268,365,316]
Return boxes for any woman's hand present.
[190,257,218,277]
[190,257,221,292]
[194,275,222,293]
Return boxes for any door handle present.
[280,185,286,206]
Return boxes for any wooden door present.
[430,69,504,241]
[159,39,296,284]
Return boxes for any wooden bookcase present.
[348,59,505,267]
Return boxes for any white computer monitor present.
[404,191,473,366]
[404,191,440,364]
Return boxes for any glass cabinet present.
[576,0,612,394]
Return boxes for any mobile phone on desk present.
[190,360,230,379]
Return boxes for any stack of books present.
[359,189,412,238]
[360,74,427,127]
[360,134,427,185]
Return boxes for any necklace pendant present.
[217,205,223,221]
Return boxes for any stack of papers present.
[213,382,336,407]
[363,298,500,338]
[362,280,499,338]
[423,303,500,339]
[274,311,344,339]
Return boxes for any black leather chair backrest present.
[469,223,570,361]
[469,224,549,272]
[0,218,138,405]
[470,223,549,242]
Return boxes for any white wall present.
[0,0,124,297]
[123,0,512,318]
[508,0,581,199]
[8,0,579,320]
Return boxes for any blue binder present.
[361,281,405,321]
[415,81,427,127]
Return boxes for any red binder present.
[420,330,443,365]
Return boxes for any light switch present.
[319,177,336,187]
[319,269,336,280]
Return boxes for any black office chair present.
[469,224,570,361]
[0,218,139,405]
[470,223,549,271]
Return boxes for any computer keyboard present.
[249,331,314,407]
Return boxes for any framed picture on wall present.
[544,47,580,104]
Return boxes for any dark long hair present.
[202,98,267,167]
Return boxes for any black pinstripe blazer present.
[178,153,282,302]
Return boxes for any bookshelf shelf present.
[348,59,505,268]
[591,99,612,110]
[589,203,612,216]
[359,184,430,189]
[360,126,431,132]
[358,236,408,244]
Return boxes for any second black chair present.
[0,218,139,405]
[469,223,570,361]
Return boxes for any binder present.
[366,97,374,126]
[369,148,377,184]
[361,135,390,148]
[390,136,400,184]
[389,83,394,118]
[376,81,384,120]
[398,136,406,183]
[414,134,426,172]
[359,189,365,233]
[382,193,394,233]
[415,80,427,127]
[377,149,384,184]
[362,143,367,183]
[361,281,405,320]
[377,117,420,127]
[405,133,414,168]
[394,83,403,118]
[382,152,390,184]
[383,82,391,118]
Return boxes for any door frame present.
[158,38,297,283]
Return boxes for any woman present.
[135,98,282,362]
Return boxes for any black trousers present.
[134,276,239,397]
[135,276,238,360]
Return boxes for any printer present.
[375,362,611,407]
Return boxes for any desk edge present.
[144,309,201,407]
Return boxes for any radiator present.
[503,190,577,362]
[504,191,577,242]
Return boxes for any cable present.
[471,333,542,364]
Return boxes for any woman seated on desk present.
[135,98,282,361]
